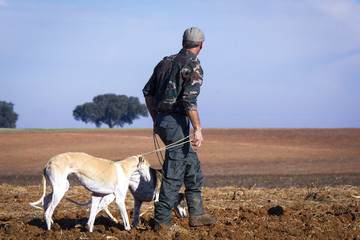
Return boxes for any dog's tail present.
[65,198,92,206]
[351,194,360,199]
[29,167,47,210]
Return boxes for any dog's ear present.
[138,155,145,163]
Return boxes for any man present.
[142,27,217,229]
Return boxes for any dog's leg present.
[43,192,54,229]
[154,190,160,202]
[174,193,188,218]
[44,181,69,230]
[98,194,118,224]
[103,207,118,224]
[132,198,143,228]
[114,191,131,231]
[43,193,53,212]
[87,195,102,232]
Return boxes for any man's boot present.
[189,214,218,227]
[153,221,170,232]
[185,192,217,227]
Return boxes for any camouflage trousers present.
[154,112,205,226]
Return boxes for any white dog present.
[129,166,188,227]
[66,165,188,228]
[29,152,150,232]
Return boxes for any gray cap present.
[183,27,205,42]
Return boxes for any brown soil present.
[1,128,360,239]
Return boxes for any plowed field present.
[1,128,360,239]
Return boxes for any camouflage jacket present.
[142,48,203,114]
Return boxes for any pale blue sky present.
[1,0,359,128]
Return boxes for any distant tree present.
[0,101,19,128]
[73,94,148,128]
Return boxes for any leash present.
[112,128,201,163]
[153,132,165,167]
[141,128,202,159]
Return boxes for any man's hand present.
[192,128,203,150]
[187,110,203,150]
